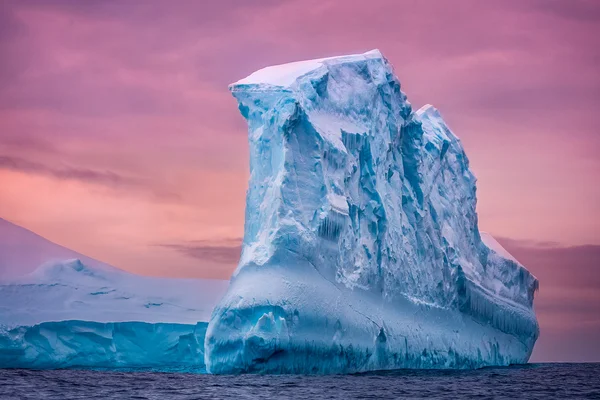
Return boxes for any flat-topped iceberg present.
[205,50,539,374]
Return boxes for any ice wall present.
[0,321,207,371]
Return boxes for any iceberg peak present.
[416,103,442,118]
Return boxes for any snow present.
[0,259,228,328]
[233,49,383,88]
[205,50,539,374]
[327,193,349,215]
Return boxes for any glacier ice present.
[0,257,228,370]
[205,49,539,374]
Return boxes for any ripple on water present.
[0,364,599,400]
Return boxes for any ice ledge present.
[480,232,520,264]
[231,49,383,89]
[416,104,442,119]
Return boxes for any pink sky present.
[0,1,599,361]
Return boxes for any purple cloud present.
[156,238,242,265]
[0,154,139,187]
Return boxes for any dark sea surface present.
[0,363,599,399]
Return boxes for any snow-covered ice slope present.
[0,218,116,280]
[0,259,228,327]
[0,220,229,370]
[205,50,539,374]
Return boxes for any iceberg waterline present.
[204,49,539,374]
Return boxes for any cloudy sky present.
[0,0,598,361]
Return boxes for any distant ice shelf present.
[0,256,228,370]
[0,259,227,328]
[205,49,539,374]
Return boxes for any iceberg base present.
[206,268,535,374]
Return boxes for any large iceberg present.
[205,50,539,374]
[0,220,228,370]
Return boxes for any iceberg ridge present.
[205,50,539,374]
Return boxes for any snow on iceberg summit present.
[205,50,539,374]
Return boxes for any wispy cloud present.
[0,134,57,153]
[495,236,562,249]
[0,154,181,201]
[0,154,139,187]
[156,238,242,264]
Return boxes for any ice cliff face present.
[0,321,208,370]
[205,50,539,374]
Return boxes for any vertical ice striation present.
[205,50,539,374]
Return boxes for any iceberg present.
[205,50,539,374]
[0,220,228,370]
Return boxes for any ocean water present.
[0,363,598,399]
